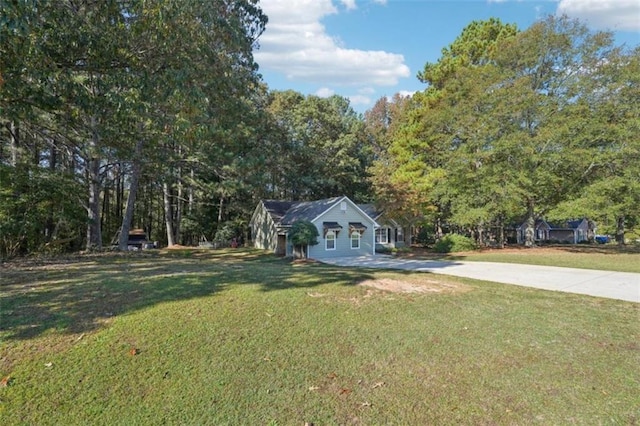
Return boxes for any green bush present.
[289,220,319,258]
[433,234,477,253]
[415,226,434,247]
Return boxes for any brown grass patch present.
[358,277,469,294]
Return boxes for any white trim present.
[325,230,336,251]
[312,196,380,229]
[375,228,389,244]
[350,231,361,249]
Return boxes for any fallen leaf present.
[0,376,10,387]
[327,372,337,379]
[129,347,139,356]
[361,402,372,407]
[372,381,385,389]
[44,362,53,368]
[308,386,320,391]
[339,388,351,395]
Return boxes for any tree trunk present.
[498,219,505,249]
[115,163,123,224]
[45,142,58,241]
[435,217,443,241]
[615,215,625,245]
[175,165,183,245]
[163,181,175,246]
[188,168,194,215]
[218,196,224,223]
[119,141,144,250]
[524,201,535,248]
[85,117,103,250]
[101,183,109,239]
[9,121,19,166]
[86,156,102,250]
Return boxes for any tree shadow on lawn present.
[0,249,374,342]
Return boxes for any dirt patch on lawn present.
[358,277,469,294]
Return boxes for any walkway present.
[322,256,640,303]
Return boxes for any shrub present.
[433,234,477,253]
[289,220,319,258]
[415,226,434,247]
[214,222,236,244]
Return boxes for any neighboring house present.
[516,218,594,244]
[250,196,378,259]
[358,204,406,251]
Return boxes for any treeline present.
[0,0,373,258]
[1,6,638,259]
[367,17,639,246]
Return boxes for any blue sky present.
[254,0,640,113]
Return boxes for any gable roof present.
[567,219,588,229]
[258,196,379,229]
[357,203,381,220]
[517,218,590,231]
[280,197,343,225]
[261,200,296,223]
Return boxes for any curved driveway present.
[322,255,640,303]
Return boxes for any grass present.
[405,244,640,273]
[1,249,639,424]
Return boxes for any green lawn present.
[1,249,639,424]
[406,244,640,273]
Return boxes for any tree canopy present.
[368,16,639,246]
[1,10,637,258]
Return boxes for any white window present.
[375,228,388,244]
[326,231,336,250]
[351,231,361,249]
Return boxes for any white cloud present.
[348,94,372,106]
[255,0,410,87]
[385,91,416,103]
[397,90,416,98]
[340,0,357,11]
[316,87,335,97]
[372,0,387,4]
[557,0,640,31]
[358,87,376,95]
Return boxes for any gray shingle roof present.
[357,204,381,220]
[261,197,380,227]
[279,197,343,225]
[261,200,296,223]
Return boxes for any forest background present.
[1,0,638,258]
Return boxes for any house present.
[516,218,594,244]
[250,196,379,259]
[358,204,406,251]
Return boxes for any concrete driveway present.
[322,255,640,303]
